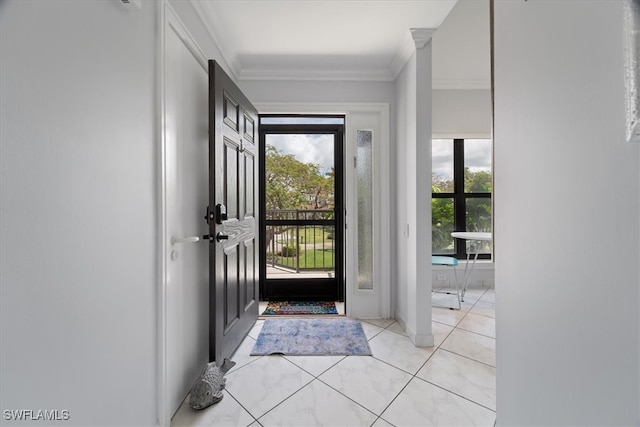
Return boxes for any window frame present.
[432,138,492,260]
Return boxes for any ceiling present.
[192,0,490,88]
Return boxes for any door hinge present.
[354,156,357,168]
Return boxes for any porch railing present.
[266,209,335,273]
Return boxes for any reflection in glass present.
[432,197,455,254]
[466,198,492,253]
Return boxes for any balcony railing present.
[266,209,335,273]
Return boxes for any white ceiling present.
[192,0,490,88]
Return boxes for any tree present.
[464,168,492,193]
[265,145,334,211]
[464,168,492,232]
[265,145,335,256]
[431,169,492,252]
[432,183,455,252]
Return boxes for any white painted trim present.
[157,3,167,425]
[158,2,208,425]
[237,67,395,82]
[255,102,391,319]
[189,0,240,78]
[432,262,495,288]
[410,28,436,48]
[390,31,417,79]
[255,102,390,115]
[395,314,434,347]
[346,109,392,319]
[237,66,490,88]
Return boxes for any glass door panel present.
[265,134,335,279]
[259,118,344,301]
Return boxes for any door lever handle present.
[171,236,200,245]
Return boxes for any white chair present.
[431,256,461,310]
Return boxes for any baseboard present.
[395,314,435,348]
[432,261,494,288]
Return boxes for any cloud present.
[432,139,453,179]
[266,134,335,173]
[464,139,492,173]
[432,139,492,181]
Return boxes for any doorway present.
[259,115,345,301]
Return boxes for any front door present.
[259,118,345,301]
[208,61,259,363]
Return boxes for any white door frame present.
[254,103,391,319]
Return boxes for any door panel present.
[163,10,209,419]
[209,61,259,363]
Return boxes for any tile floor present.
[172,287,496,427]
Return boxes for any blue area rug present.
[251,318,372,356]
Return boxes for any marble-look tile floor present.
[172,287,496,427]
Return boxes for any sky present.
[266,134,491,180]
[432,138,492,181]
[266,134,335,174]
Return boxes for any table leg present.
[460,251,480,302]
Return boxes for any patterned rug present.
[251,318,372,356]
[261,301,338,315]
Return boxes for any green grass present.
[272,248,334,270]
[301,249,334,269]
[299,227,334,244]
[275,227,333,245]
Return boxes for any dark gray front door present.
[209,61,258,363]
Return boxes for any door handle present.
[215,232,229,242]
[171,236,200,245]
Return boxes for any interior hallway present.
[172,286,496,426]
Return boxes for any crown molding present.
[389,32,416,79]
[237,66,395,82]
[187,5,485,86]
[189,0,241,79]
[389,28,437,80]
[410,28,436,48]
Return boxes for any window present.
[432,138,492,259]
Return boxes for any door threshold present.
[258,314,347,320]
[258,301,345,316]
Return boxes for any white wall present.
[433,89,492,138]
[394,39,434,346]
[0,1,158,425]
[494,1,640,425]
[394,54,416,328]
[240,80,395,106]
